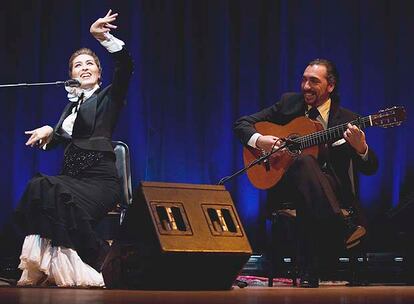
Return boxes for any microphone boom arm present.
[0,79,80,88]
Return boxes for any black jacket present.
[234,92,379,208]
[46,48,133,153]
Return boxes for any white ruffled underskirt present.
[18,234,105,287]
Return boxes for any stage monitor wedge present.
[102,181,252,290]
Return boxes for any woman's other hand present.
[25,126,53,148]
[90,9,119,42]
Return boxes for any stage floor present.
[1,285,414,304]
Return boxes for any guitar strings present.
[300,117,370,148]
[298,116,371,149]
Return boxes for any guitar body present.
[243,116,324,190]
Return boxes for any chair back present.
[112,141,133,206]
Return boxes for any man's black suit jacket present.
[46,48,133,154]
[234,92,379,211]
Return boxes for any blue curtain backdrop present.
[0,0,413,250]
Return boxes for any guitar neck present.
[298,115,372,149]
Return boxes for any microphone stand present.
[218,138,300,185]
[0,81,66,88]
[219,138,300,288]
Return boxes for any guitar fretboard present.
[295,116,372,149]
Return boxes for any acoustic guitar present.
[243,106,406,190]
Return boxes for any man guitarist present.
[234,59,378,287]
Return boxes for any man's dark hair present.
[308,58,340,103]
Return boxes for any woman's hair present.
[68,48,102,82]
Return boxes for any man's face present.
[301,64,334,107]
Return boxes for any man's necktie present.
[307,107,320,120]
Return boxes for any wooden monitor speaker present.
[102,181,252,290]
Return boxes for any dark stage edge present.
[1,285,414,304]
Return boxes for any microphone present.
[64,79,82,87]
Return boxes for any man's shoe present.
[345,225,366,249]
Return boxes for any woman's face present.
[71,54,100,89]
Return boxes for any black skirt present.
[15,147,121,267]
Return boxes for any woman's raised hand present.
[25,125,53,148]
[90,9,119,42]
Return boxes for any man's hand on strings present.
[256,135,283,153]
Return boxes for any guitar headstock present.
[371,106,406,128]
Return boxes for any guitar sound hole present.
[286,135,301,155]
